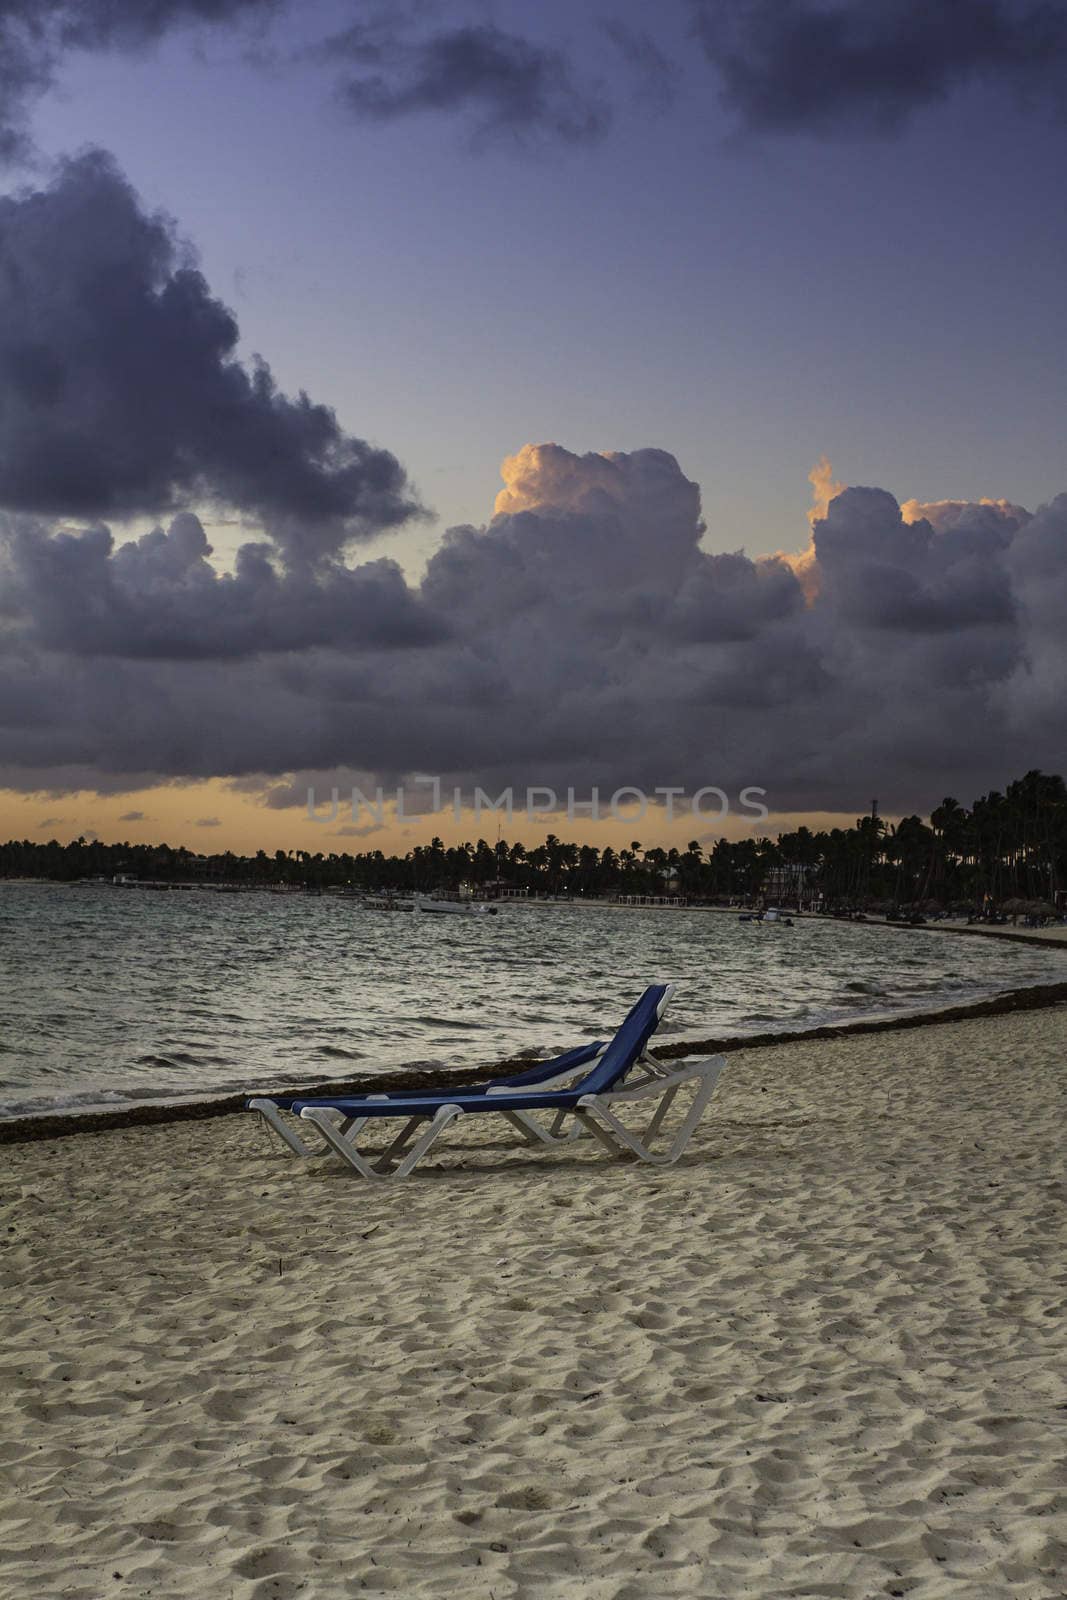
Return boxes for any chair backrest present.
[572,983,674,1096]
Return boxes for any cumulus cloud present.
[691,0,1067,135]
[900,496,1030,533]
[807,455,845,528]
[0,153,421,561]
[1000,492,1067,728]
[773,455,845,603]
[1,441,1065,814]
[811,485,1019,631]
[3,511,447,659]
[330,19,610,146]
[0,0,277,161]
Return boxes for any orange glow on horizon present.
[0,780,869,860]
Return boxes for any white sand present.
[3,1006,1067,1600]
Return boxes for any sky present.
[1,0,1066,854]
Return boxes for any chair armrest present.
[581,1055,725,1105]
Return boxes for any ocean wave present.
[2,888,1064,1121]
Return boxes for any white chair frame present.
[295,1055,727,1181]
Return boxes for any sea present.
[1,881,1063,1121]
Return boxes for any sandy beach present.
[937,923,1067,948]
[3,1004,1067,1600]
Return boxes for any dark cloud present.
[5,0,1065,163]
[0,10,51,164]
[118,810,145,821]
[691,0,1067,135]
[1002,491,1067,734]
[50,0,277,49]
[0,0,277,160]
[0,153,422,561]
[812,487,1017,631]
[603,20,678,113]
[331,21,610,145]
[3,442,1063,814]
[3,1,613,157]
[3,510,448,659]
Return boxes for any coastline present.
[4,1001,1066,1598]
[885,919,1067,950]
[3,965,1066,1144]
[813,911,1067,952]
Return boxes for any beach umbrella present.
[1026,899,1057,917]
[1001,897,1029,914]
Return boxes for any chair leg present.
[499,1110,551,1146]
[393,1107,466,1178]
[374,1116,426,1170]
[578,1098,674,1164]
[579,1061,726,1166]
[248,1098,321,1158]
[659,1070,723,1163]
[300,1105,464,1179]
[548,1108,586,1141]
[499,1110,583,1147]
[573,1107,632,1158]
[642,1084,680,1144]
[248,1100,370,1158]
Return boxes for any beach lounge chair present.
[290,983,727,1180]
[247,1038,609,1158]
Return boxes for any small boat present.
[413,894,497,916]
[740,908,794,926]
[362,894,416,912]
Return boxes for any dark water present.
[1,883,1063,1118]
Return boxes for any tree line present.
[1,769,1064,911]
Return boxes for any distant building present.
[615,893,687,907]
[477,878,527,900]
[764,863,819,904]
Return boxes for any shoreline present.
[883,918,1067,950]
[814,910,1067,951]
[3,967,1066,1145]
